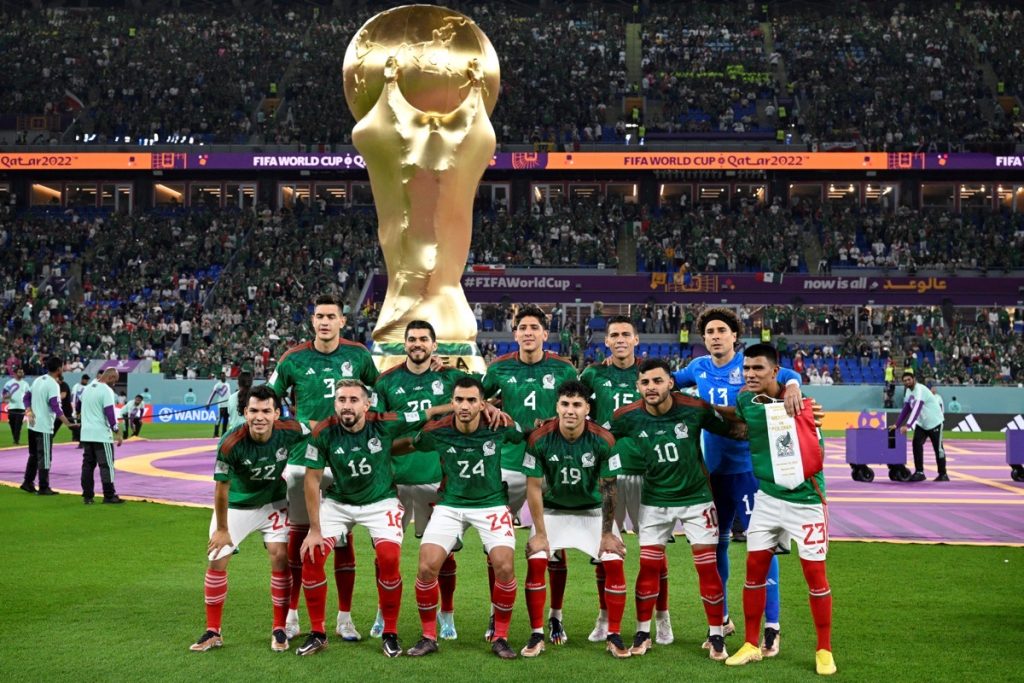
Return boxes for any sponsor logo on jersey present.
[506,376,517,384]
[699,372,708,379]
[306,368,316,375]
[483,440,496,456]
[334,446,346,455]
[729,367,743,384]
[368,438,382,453]
[432,380,445,395]
[447,447,457,454]
[581,452,595,467]
[341,361,353,377]
[549,454,559,462]
[542,374,555,389]
[674,423,689,439]
[603,380,613,387]
[275,448,288,462]
[395,387,406,395]
[638,430,648,438]
[242,459,252,466]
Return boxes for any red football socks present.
[374,541,402,633]
[525,557,548,630]
[801,558,833,651]
[692,548,725,628]
[334,533,356,612]
[415,578,440,640]
[439,553,457,613]
[203,569,228,632]
[742,549,775,644]
[602,559,626,635]
[635,546,664,623]
[270,570,291,630]
[491,578,517,639]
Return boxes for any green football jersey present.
[307,411,428,506]
[580,360,644,474]
[523,419,620,511]
[413,417,526,508]
[214,421,309,509]
[611,393,733,507]
[735,391,827,505]
[268,339,379,464]
[373,364,472,485]
[482,351,578,472]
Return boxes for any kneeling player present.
[611,359,747,661]
[521,380,630,658]
[405,377,524,660]
[724,345,836,676]
[296,380,447,658]
[189,386,308,653]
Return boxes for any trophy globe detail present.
[343,5,500,372]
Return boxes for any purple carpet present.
[3,437,1022,546]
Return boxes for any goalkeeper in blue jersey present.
[673,308,804,657]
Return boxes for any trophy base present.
[371,341,488,375]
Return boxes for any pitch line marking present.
[947,470,1024,496]
[116,446,214,482]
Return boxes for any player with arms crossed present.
[482,304,577,642]
[674,307,803,655]
[723,344,835,675]
[612,358,746,661]
[188,385,309,653]
[368,320,471,640]
[405,377,523,660]
[581,315,674,645]
[520,380,631,659]
[268,293,379,641]
[295,380,451,658]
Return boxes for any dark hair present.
[336,378,371,399]
[557,379,592,400]
[951,396,957,400]
[46,356,62,373]
[235,371,253,416]
[246,384,281,410]
[697,307,743,337]
[902,371,915,380]
[134,394,143,401]
[82,374,91,381]
[453,375,485,396]
[606,315,635,330]
[637,358,672,376]
[313,293,344,312]
[744,343,779,366]
[405,320,436,342]
[514,304,548,330]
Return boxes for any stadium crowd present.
[2,2,1020,148]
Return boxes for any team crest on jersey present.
[341,361,353,377]
[729,367,743,385]
[483,441,496,456]
[674,423,689,439]
[368,438,382,453]
[542,374,555,389]
[275,448,288,462]
[581,452,595,468]
[431,380,444,395]
[215,461,229,475]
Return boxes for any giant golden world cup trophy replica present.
[343,4,499,373]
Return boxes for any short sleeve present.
[522,439,543,477]
[412,430,436,452]
[304,433,325,469]
[383,410,429,437]
[503,422,526,444]
[213,447,233,481]
[267,358,289,397]
[598,439,620,477]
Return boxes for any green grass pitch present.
[0,424,1019,681]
